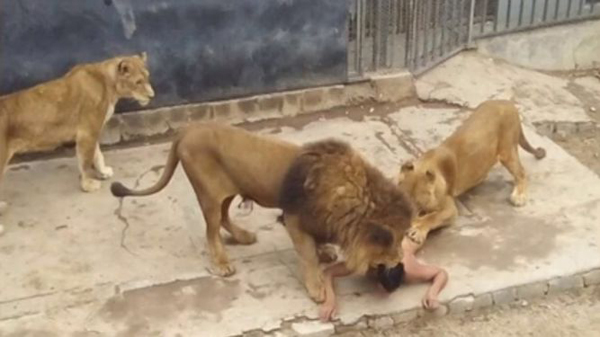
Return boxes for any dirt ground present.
[347,285,600,337]
[536,70,600,176]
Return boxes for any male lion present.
[0,53,154,234]
[398,100,546,246]
[279,139,414,302]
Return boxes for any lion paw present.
[81,178,102,192]
[406,227,427,246]
[306,274,326,303]
[0,201,7,215]
[96,166,114,180]
[509,190,527,207]
[208,262,236,277]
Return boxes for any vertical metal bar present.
[440,0,446,56]
[431,0,439,61]
[419,0,426,68]
[518,0,525,26]
[467,0,476,45]
[457,0,464,45]
[578,0,585,15]
[354,0,362,76]
[480,0,488,34]
[493,0,499,31]
[450,0,461,50]
[506,0,512,29]
[422,0,430,67]
[389,0,396,69]
[567,0,573,18]
[531,0,538,24]
[412,0,420,71]
[404,0,411,69]
[591,0,596,14]
[371,0,378,72]
[554,0,561,19]
[379,0,389,69]
[543,0,549,21]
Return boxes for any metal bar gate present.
[348,0,600,78]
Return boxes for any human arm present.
[401,239,449,310]
[319,262,352,321]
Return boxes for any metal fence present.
[348,0,600,77]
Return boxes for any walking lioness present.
[398,100,546,246]
[0,53,154,234]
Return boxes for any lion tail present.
[518,125,546,160]
[111,139,180,197]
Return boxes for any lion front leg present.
[283,213,326,303]
[406,196,458,248]
[76,132,102,192]
[93,143,113,180]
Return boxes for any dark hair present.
[377,263,405,292]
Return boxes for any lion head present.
[344,220,404,275]
[397,160,448,214]
[114,52,155,106]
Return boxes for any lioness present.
[398,100,546,246]
[0,53,154,233]
[279,139,414,302]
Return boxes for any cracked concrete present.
[1,52,600,336]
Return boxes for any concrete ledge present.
[228,268,600,337]
[99,72,415,145]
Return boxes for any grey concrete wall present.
[0,0,348,113]
[476,19,600,71]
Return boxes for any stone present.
[548,275,585,294]
[291,321,335,337]
[391,310,418,324]
[492,287,517,305]
[473,293,493,310]
[100,115,123,145]
[516,282,548,299]
[583,269,600,287]
[367,316,394,330]
[448,295,474,314]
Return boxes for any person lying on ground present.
[319,238,448,321]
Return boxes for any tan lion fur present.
[398,100,546,246]
[0,53,154,231]
[280,139,414,302]
[110,122,304,277]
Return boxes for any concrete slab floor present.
[2,57,600,336]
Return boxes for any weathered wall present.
[0,0,348,113]
[476,19,600,71]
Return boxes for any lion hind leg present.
[221,196,257,245]
[500,147,528,207]
[283,213,326,303]
[180,158,235,277]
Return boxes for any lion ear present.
[401,162,414,172]
[118,60,131,76]
[368,224,394,248]
[426,169,435,182]
[140,52,148,63]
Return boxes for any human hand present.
[319,301,337,322]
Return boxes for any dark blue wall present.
[0,0,348,113]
